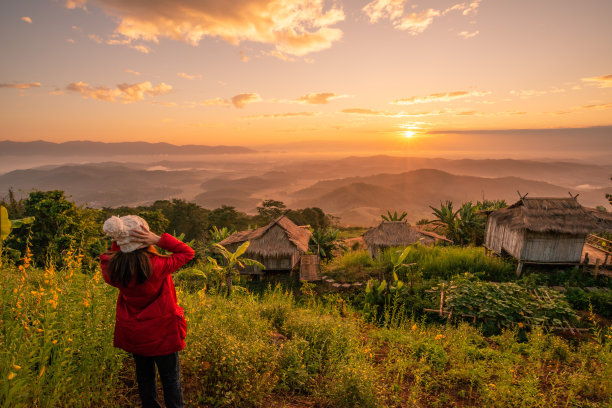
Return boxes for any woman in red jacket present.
[100,215,194,408]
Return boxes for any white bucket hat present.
[103,215,150,253]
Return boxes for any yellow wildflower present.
[435,334,445,341]
[13,365,21,370]
[8,372,16,380]
[411,323,417,331]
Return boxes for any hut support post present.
[516,261,524,276]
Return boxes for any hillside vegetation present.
[2,252,612,407]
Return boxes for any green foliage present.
[1,205,34,242]
[436,277,578,331]
[149,199,210,241]
[309,228,344,262]
[208,242,265,295]
[206,205,252,231]
[429,200,506,246]
[1,259,125,407]
[377,245,515,281]
[286,206,334,231]
[256,199,287,223]
[566,287,612,319]
[5,191,104,269]
[3,253,611,408]
[381,210,407,222]
[325,250,374,282]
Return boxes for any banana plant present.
[0,205,34,242]
[207,241,264,296]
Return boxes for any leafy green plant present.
[381,210,407,222]
[207,242,264,296]
[0,205,34,242]
[309,228,344,262]
[434,278,578,331]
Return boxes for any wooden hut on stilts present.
[484,195,602,275]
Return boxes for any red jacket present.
[100,233,195,356]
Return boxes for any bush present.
[324,250,375,282]
[376,245,514,282]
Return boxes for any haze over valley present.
[2,141,610,226]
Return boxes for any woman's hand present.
[130,226,161,246]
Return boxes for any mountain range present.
[1,155,610,226]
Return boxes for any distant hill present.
[1,158,610,225]
[290,169,612,225]
[271,156,612,190]
[0,140,255,156]
[0,164,206,207]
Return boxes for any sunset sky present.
[1,0,611,156]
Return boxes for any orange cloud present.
[65,81,172,103]
[199,98,230,106]
[231,93,261,108]
[458,30,479,39]
[177,72,202,80]
[0,82,41,89]
[70,0,345,57]
[392,90,490,105]
[297,92,347,104]
[363,1,440,35]
[242,112,318,119]
[21,16,32,24]
[341,108,412,118]
[582,74,612,88]
[125,69,141,75]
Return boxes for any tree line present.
[0,190,338,270]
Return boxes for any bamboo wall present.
[486,218,585,263]
[520,232,585,263]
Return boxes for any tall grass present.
[2,251,611,407]
[0,248,126,408]
[377,245,515,281]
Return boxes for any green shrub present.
[325,250,375,282]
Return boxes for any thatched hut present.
[484,197,602,274]
[218,215,312,275]
[363,221,451,258]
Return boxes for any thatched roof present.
[363,221,448,247]
[488,197,602,234]
[218,215,311,256]
[585,207,612,232]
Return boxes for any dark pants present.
[133,352,183,408]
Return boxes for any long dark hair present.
[107,246,157,287]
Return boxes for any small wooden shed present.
[363,221,451,258]
[218,215,312,275]
[484,197,602,274]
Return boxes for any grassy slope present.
[1,258,611,408]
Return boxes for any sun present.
[404,130,416,138]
